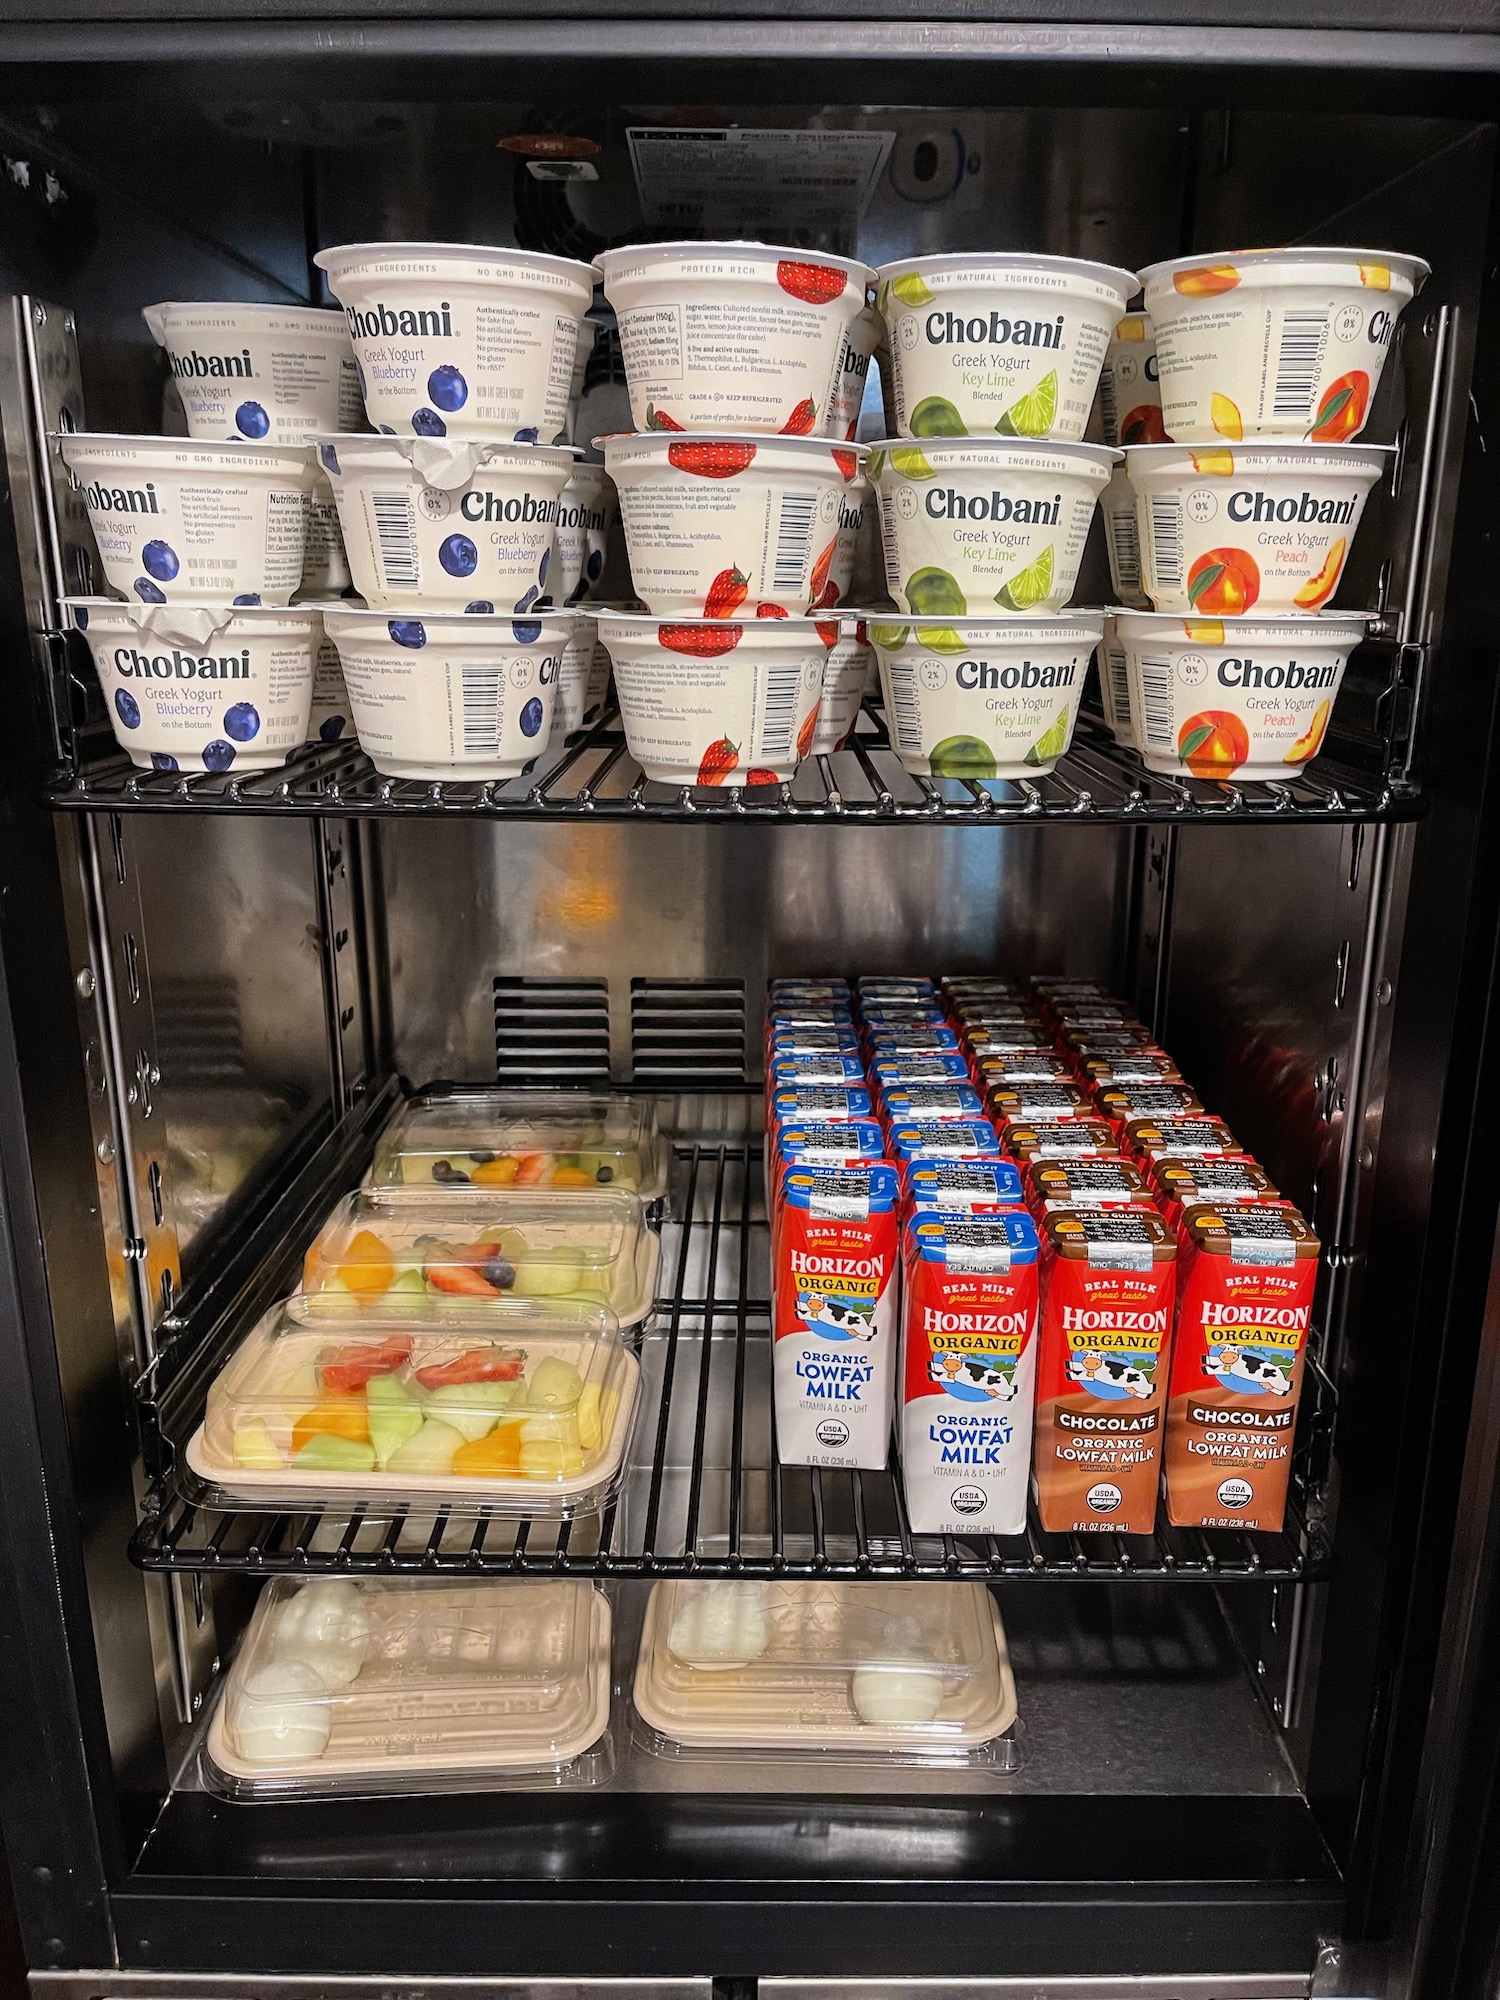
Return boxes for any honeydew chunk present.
[233,1660,332,1764]
[513,1246,586,1297]
[366,1372,426,1468]
[384,1417,464,1476]
[667,1581,770,1666]
[232,1418,285,1469]
[424,1380,517,1441]
[293,1432,377,1472]
[850,1667,944,1726]
[311,1272,362,1319]
[272,1580,371,1689]
[522,1356,585,1410]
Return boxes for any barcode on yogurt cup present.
[1146,497,1184,591]
[460,662,503,754]
[758,661,804,762]
[1271,310,1330,423]
[772,489,818,593]
[1137,657,1176,750]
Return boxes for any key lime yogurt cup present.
[603,433,866,617]
[555,461,616,605]
[875,254,1135,442]
[597,241,877,437]
[594,609,833,786]
[1116,609,1369,781]
[868,437,1114,615]
[867,613,1103,779]
[1095,612,1135,748]
[810,618,874,754]
[68,598,320,773]
[143,301,364,443]
[1126,441,1387,615]
[322,606,568,780]
[1100,464,1149,610]
[59,433,311,605]
[315,242,597,444]
[1139,247,1428,445]
[1097,311,1166,447]
[315,434,573,612]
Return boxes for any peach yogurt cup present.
[1139,247,1428,445]
[1097,311,1166,447]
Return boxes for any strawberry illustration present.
[797,705,820,758]
[660,623,743,657]
[780,398,818,436]
[756,602,789,619]
[777,260,848,307]
[831,448,859,482]
[855,619,868,645]
[809,537,837,605]
[844,419,859,441]
[745,768,781,785]
[815,620,841,646]
[704,566,749,617]
[646,404,685,431]
[667,439,757,478]
[698,737,740,785]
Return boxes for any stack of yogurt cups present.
[1096,246,1429,783]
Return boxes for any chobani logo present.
[925,488,1061,525]
[1062,1307,1170,1333]
[114,647,250,681]
[791,1251,883,1278]
[460,490,561,526]
[84,479,159,514]
[1202,1303,1309,1329]
[169,348,254,380]
[1216,656,1340,691]
[345,300,454,341]
[956,656,1079,691]
[1227,489,1357,526]
[926,310,1065,350]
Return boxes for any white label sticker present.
[626,126,894,248]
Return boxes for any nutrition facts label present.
[626,127,894,250]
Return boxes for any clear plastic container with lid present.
[633,1580,1017,1763]
[202,1578,612,1799]
[305,1186,660,1329]
[369,1089,667,1201]
[188,1291,639,1517]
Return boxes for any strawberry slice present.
[831,448,859,481]
[415,1347,526,1389]
[777,260,848,306]
[661,623,743,657]
[646,404,685,431]
[319,1335,413,1393]
[667,439,757,478]
[780,398,818,436]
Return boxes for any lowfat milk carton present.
[773,1163,902,1471]
[900,1208,1041,1535]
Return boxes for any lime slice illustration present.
[995,370,1058,438]
[889,446,936,479]
[915,625,969,654]
[868,623,910,650]
[930,735,997,778]
[910,396,967,438]
[865,448,887,483]
[1023,705,1072,767]
[891,272,937,308]
[905,566,968,616]
[994,544,1055,612]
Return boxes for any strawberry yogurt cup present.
[603,432,866,617]
[869,437,1114,615]
[315,242,596,444]
[143,302,364,443]
[868,614,1102,780]
[810,618,873,754]
[596,241,876,437]
[1126,442,1386,615]
[322,606,567,780]
[59,434,312,606]
[1097,311,1165,447]
[555,462,616,605]
[550,616,612,745]
[68,598,319,773]
[826,476,871,610]
[823,303,883,441]
[1139,247,1428,445]
[875,254,1135,442]
[1115,609,1369,782]
[315,435,574,613]
[593,610,832,787]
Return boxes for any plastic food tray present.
[202,1579,612,1798]
[368,1090,667,1201]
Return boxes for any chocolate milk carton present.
[899,1209,1041,1535]
[773,1163,902,1471]
[1163,1203,1319,1532]
[1033,1209,1177,1534]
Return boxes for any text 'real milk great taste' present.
[773,1164,902,1472]
[900,1208,1041,1535]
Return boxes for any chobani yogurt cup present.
[315,242,596,444]
[597,241,876,437]
[59,434,311,606]
[550,616,611,744]
[1126,442,1386,615]
[1095,613,1134,747]
[315,434,574,612]
[810,619,872,754]
[555,461,616,605]
[868,437,1113,615]
[826,477,870,610]
[603,432,865,617]
[308,632,354,744]
[68,598,319,772]
[299,473,353,599]
[875,254,1135,442]
[143,302,364,443]
[823,304,883,441]
[1100,463,1149,610]
[1116,610,1368,782]
[322,606,566,780]
[1097,311,1166,447]
[868,614,1102,779]
[594,609,833,786]
[1139,247,1428,444]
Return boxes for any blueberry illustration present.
[74,606,88,629]
[319,444,342,477]
[513,426,539,444]
[427,364,468,412]
[465,600,495,615]
[519,697,544,737]
[114,687,141,729]
[438,533,479,578]
[232,593,261,607]
[378,424,397,436]
[586,548,604,582]
[202,739,236,772]
[150,752,179,771]
[134,578,166,603]
[538,547,550,587]
[411,407,446,437]
[514,584,539,613]
[235,401,270,438]
[389,619,427,649]
[512,619,542,644]
[318,714,347,742]
[142,539,180,582]
[224,701,261,742]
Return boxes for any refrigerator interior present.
[0,46,1496,1997]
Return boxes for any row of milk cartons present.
[767,972,1319,1539]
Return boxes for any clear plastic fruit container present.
[187,1291,640,1516]
[202,1578,613,1798]
[633,1580,1016,1760]
[368,1089,667,1201]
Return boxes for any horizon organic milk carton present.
[900,1208,1041,1536]
[773,1163,902,1471]
[1163,1202,1319,1532]
[1033,1209,1177,1535]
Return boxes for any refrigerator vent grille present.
[630,979,748,1084]
[494,977,612,1084]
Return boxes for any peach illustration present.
[1186,547,1260,615]
[1178,710,1251,779]
[1174,266,1241,297]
